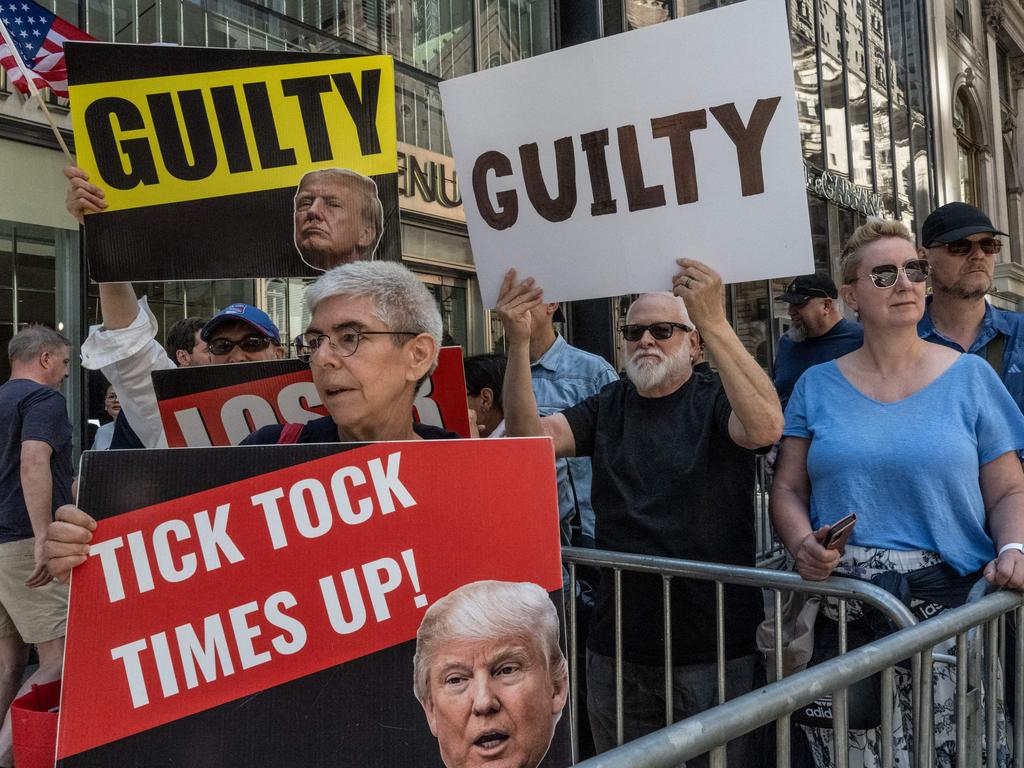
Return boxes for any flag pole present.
[0,14,73,163]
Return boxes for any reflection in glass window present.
[808,193,829,273]
[479,0,552,68]
[389,0,473,78]
[681,0,718,13]
[729,282,772,371]
[396,73,449,154]
[402,223,472,264]
[911,116,929,232]
[820,0,848,175]
[626,0,668,29]
[790,0,822,167]
[868,1,892,207]
[424,281,468,349]
[848,74,872,187]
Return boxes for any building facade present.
[2,0,943,446]
[927,0,1024,307]
[0,0,553,449]
[562,0,934,374]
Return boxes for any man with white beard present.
[496,258,783,764]
[773,274,862,411]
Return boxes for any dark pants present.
[587,649,762,768]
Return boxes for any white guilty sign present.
[440,0,814,306]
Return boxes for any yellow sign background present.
[70,56,397,213]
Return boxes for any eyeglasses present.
[620,322,694,342]
[207,336,276,356]
[300,329,418,358]
[939,238,1003,256]
[851,259,930,289]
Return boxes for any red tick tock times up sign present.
[57,438,565,767]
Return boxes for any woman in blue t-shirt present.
[771,218,1024,767]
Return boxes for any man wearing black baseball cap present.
[774,273,863,409]
[917,202,1024,411]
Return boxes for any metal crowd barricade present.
[570,589,1024,768]
[561,547,919,765]
[563,546,1024,768]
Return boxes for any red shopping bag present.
[11,679,59,768]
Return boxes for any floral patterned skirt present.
[799,546,1007,768]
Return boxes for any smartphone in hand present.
[823,512,857,551]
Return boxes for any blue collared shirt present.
[919,297,1024,414]
[531,334,619,543]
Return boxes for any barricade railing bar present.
[568,589,1024,768]
[565,548,1019,768]
[560,547,921,765]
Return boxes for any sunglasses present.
[207,336,276,356]
[940,238,1002,256]
[620,322,694,342]
[852,259,930,289]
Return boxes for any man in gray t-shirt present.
[0,325,73,767]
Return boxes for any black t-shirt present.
[241,416,460,445]
[562,370,763,665]
[109,410,144,449]
[0,379,73,542]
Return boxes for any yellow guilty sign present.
[69,55,397,213]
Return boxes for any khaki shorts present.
[0,538,67,644]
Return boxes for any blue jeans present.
[587,649,761,767]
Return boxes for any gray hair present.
[413,580,568,705]
[305,260,443,371]
[296,169,384,259]
[8,325,70,364]
[628,292,692,326]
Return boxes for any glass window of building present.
[478,0,553,67]
[954,91,981,207]
[397,272,469,349]
[0,222,63,382]
[387,0,474,78]
[790,0,822,168]
[626,0,669,29]
[820,0,849,176]
[954,0,970,36]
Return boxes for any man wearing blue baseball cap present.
[199,303,285,364]
[80,284,283,449]
[917,202,1024,412]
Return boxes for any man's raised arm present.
[495,270,577,458]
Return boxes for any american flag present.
[0,0,93,98]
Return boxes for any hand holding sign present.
[671,258,727,331]
[63,165,106,224]
[46,504,96,583]
[494,269,544,347]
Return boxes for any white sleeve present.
[80,296,175,449]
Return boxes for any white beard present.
[786,323,808,343]
[626,347,689,393]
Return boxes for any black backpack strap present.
[986,332,1005,378]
